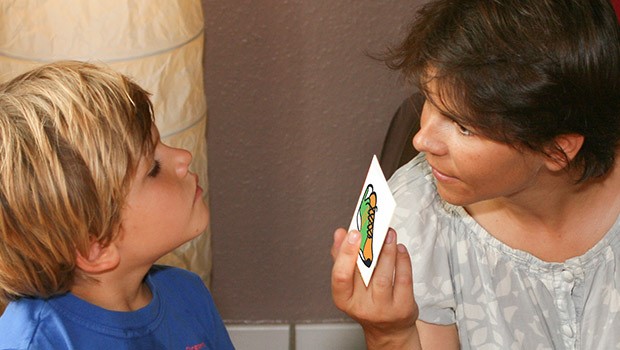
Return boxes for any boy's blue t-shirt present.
[0,265,234,349]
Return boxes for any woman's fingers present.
[394,243,413,294]
[369,228,398,304]
[331,229,361,309]
[393,243,416,319]
[331,228,348,262]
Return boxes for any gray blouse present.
[389,153,620,350]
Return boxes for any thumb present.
[331,230,361,308]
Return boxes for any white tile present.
[295,323,366,350]
[225,324,290,350]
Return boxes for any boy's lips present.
[193,173,203,201]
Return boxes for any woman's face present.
[412,88,547,207]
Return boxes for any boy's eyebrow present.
[134,146,156,178]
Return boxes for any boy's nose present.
[175,148,193,177]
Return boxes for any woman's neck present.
[466,160,620,262]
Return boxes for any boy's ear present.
[76,239,120,274]
[544,133,584,172]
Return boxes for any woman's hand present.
[331,228,421,349]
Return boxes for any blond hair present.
[0,61,155,302]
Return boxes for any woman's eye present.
[454,122,473,136]
[148,160,161,177]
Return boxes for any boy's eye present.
[454,121,473,136]
[148,160,161,177]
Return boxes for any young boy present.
[0,61,234,349]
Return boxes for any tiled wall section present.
[226,323,366,350]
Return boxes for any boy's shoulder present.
[0,297,52,349]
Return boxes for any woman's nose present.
[412,104,448,156]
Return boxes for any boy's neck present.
[70,266,153,312]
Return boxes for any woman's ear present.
[544,133,585,172]
[76,239,120,274]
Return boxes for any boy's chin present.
[196,211,210,235]
[187,218,209,242]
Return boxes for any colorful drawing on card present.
[357,184,377,267]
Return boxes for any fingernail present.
[397,244,407,253]
[348,230,360,244]
[385,229,395,244]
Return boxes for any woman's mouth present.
[431,166,458,183]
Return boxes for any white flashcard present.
[348,155,396,287]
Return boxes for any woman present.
[332,0,620,348]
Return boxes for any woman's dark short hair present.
[385,0,620,181]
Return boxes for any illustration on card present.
[357,184,377,267]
